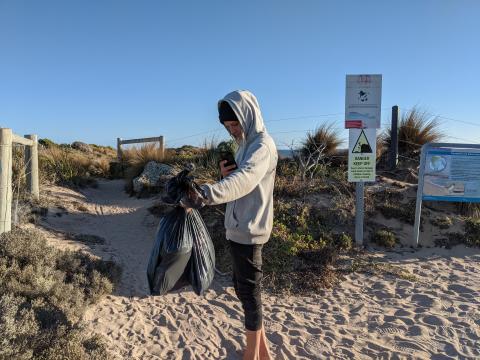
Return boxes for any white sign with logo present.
[348,128,377,182]
[345,74,382,129]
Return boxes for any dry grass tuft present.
[301,123,344,161]
[39,146,110,187]
[381,107,444,160]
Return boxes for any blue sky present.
[1,0,479,149]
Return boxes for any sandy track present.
[39,180,480,359]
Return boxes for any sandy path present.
[39,180,480,359]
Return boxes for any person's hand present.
[179,197,193,213]
[220,160,237,178]
[179,187,205,212]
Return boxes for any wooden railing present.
[0,128,39,234]
[116,136,165,161]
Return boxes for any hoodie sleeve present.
[201,142,270,205]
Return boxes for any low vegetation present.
[465,217,480,246]
[372,229,397,248]
[431,216,453,229]
[0,227,121,359]
[14,139,115,189]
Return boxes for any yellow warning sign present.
[352,129,372,153]
[348,128,377,182]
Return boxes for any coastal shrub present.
[38,138,56,148]
[431,216,453,229]
[0,227,120,359]
[334,232,353,251]
[376,199,416,224]
[465,218,480,246]
[372,229,397,248]
[261,201,353,292]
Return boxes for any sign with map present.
[422,147,480,202]
[345,74,382,129]
[348,128,377,182]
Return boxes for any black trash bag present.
[187,209,216,295]
[147,164,215,296]
[147,207,193,295]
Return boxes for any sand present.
[36,180,480,359]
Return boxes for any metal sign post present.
[345,74,382,246]
[413,142,480,247]
[355,182,365,246]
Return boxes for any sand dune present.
[36,180,480,359]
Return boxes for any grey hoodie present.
[201,90,278,245]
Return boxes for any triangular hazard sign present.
[352,130,372,153]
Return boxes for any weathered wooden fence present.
[116,136,165,161]
[0,128,39,234]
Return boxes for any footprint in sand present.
[181,317,210,341]
[304,335,326,358]
[375,325,406,336]
[264,319,283,333]
[211,317,231,333]
[391,340,432,357]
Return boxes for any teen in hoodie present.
[197,90,277,360]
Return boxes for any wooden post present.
[0,128,13,234]
[159,136,165,159]
[25,134,39,199]
[389,105,399,170]
[117,137,123,162]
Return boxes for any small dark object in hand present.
[219,151,237,169]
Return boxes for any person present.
[184,90,277,360]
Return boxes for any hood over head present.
[218,90,266,143]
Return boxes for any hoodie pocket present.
[225,202,238,229]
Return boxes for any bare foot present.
[244,329,261,360]
[259,326,273,360]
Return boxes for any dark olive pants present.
[229,240,263,331]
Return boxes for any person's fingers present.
[225,164,237,170]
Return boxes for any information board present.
[422,147,480,202]
[345,74,382,129]
[413,143,480,246]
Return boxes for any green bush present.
[376,200,416,224]
[372,229,397,248]
[0,227,120,359]
[38,138,56,148]
[259,201,353,293]
[431,216,453,229]
[334,232,353,251]
[465,218,480,246]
